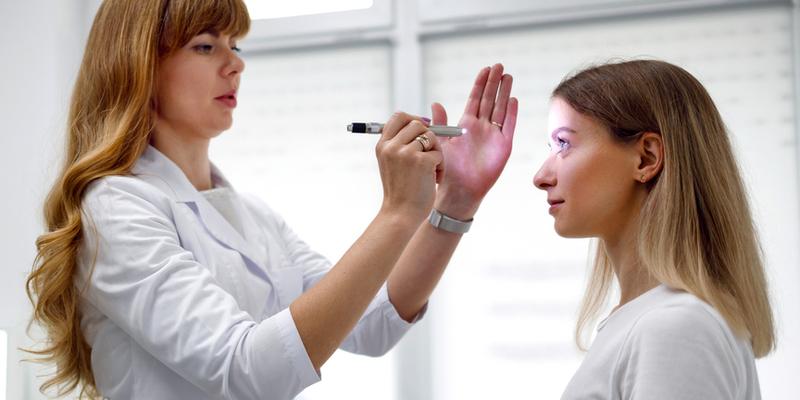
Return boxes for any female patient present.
[534,60,774,399]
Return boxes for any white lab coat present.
[76,145,417,400]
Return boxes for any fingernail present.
[422,117,431,124]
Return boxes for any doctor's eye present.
[193,44,214,54]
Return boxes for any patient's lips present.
[547,198,564,214]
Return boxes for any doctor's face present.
[154,30,245,140]
[533,98,640,240]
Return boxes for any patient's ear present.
[634,132,663,184]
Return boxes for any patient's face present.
[533,98,640,240]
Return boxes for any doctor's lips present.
[215,90,237,108]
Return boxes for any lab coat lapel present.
[182,200,273,284]
[132,146,270,283]
[205,163,270,265]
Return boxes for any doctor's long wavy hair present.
[25,0,249,397]
[554,60,775,358]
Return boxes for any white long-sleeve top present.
[561,284,761,400]
[76,145,418,400]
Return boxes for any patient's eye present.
[554,136,571,154]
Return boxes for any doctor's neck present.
[150,128,214,191]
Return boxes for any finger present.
[435,163,444,184]
[433,134,445,183]
[415,131,444,174]
[422,130,441,153]
[421,148,444,174]
[491,74,513,125]
[431,102,448,126]
[478,63,504,119]
[382,112,427,142]
[394,120,431,147]
[463,67,490,117]
[502,97,519,142]
[411,130,440,153]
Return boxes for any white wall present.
[0,0,87,398]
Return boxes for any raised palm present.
[433,64,518,212]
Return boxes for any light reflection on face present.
[533,98,640,241]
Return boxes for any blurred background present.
[1,0,798,398]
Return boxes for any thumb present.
[431,102,448,126]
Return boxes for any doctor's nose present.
[223,51,245,77]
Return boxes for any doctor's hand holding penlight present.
[352,63,517,223]
[371,112,445,225]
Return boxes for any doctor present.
[26,0,517,399]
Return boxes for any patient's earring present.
[640,174,646,183]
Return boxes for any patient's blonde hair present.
[25,0,250,397]
[553,60,775,357]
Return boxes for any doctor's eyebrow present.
[198,28,241,43]
[198,28,220,37]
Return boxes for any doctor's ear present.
[634,132,663,184]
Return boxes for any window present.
[245,0,374,20]
[241,0,391,50]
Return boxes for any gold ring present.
[491,121,503,129]
[414,134,432,152]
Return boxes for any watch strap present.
[428,209,473,234]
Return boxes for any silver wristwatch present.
[428,209,473,234]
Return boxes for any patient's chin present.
[553,221,590,239]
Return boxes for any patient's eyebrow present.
[550,126,577,140]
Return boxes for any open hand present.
[432,63,518,219]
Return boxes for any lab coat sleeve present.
[241,194,421,357]
[78,178,319,400]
